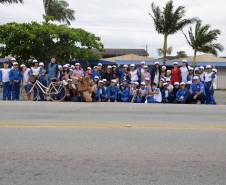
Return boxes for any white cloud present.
[0,0,226,57]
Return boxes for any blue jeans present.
[2,82,11,100]
[11,82,20,100]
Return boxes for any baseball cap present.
[32,59,38,63]
[193,76,199,80]
[174,82,180,86]
[180,82,186,86]
[154,61,160,65]
[206,65,212,69]
[98,63,102,66]
[141,82,146,86]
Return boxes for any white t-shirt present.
[154,70,160,85]
[180,66,188,82]
[130,70,138,82]
[153,88,162,103]
[23,68,31,85]
[0,68,11,82]
[31,67,41,76]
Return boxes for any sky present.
[0,0,226,58]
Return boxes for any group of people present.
[0,57,217,104]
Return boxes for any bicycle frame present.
[29,80,64,96]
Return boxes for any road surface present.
[0,102,226,185]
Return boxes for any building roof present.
[103,54,153,62]
[93,48,149,58]
[177,54,226,62]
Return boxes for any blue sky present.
[0,0,225,57]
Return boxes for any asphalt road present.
[0,102,226,185]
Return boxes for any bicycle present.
[29,79,66,101]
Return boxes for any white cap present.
[102,79,107,82]
[130,64,135,67]
[98,63,102,66]
[163,82,168,86]
[75,63,80,66]
[212,68,218,73]
[173,62,178,65]
[10,57,16,61]
[167,70,171,74]
[123,64,128,68]
[174,82,180,86]
[141,61,146,65]
[154,61,160,65]
[13,62,18,65]
[87,67,91,70]
[94,76,99,79]
[107,65,112,69]
[58,65,63,69]
[186,81,192,85]
[195,67,200,71]
[162,66,167,70]
[111,79,117,83]
[39,62,44,66]
[20,64,25,68]
[193,76,199,80]
[112,65,117,68]
[188,66,194,71]
[206,65,212,69]
[182,59,188,63]
[71,65,75,68]
[134,82,139,86]
[180,82,186,86]
[32,59,38,63]
[199,66,204,70]
[63,64,68,68]
[145,77,150,81]
[141,82,146,86]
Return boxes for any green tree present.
[150,0,195,62]
[176,50,187,58]
[0,22,103,64]
[43,0,75,25]
[184,20,224,66]
[0,0,23,3]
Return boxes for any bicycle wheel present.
[28,84,39,101]
[49,83,66,102]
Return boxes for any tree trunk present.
[163,34,168,65]
[192,50,197,67]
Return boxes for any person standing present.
[20,64,31,100]
[9,61,21,101]
[180,60,188,83]
[0,61,11,100]
[47,58,58,82]
[151,62,161,87]
[171,62,181,85]
[204,65,215,105]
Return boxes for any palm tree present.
[43,0,75,25]
[184,20,224,66]
[150,0,195,63]
[158,46,173,57]
[0,0,23,3]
